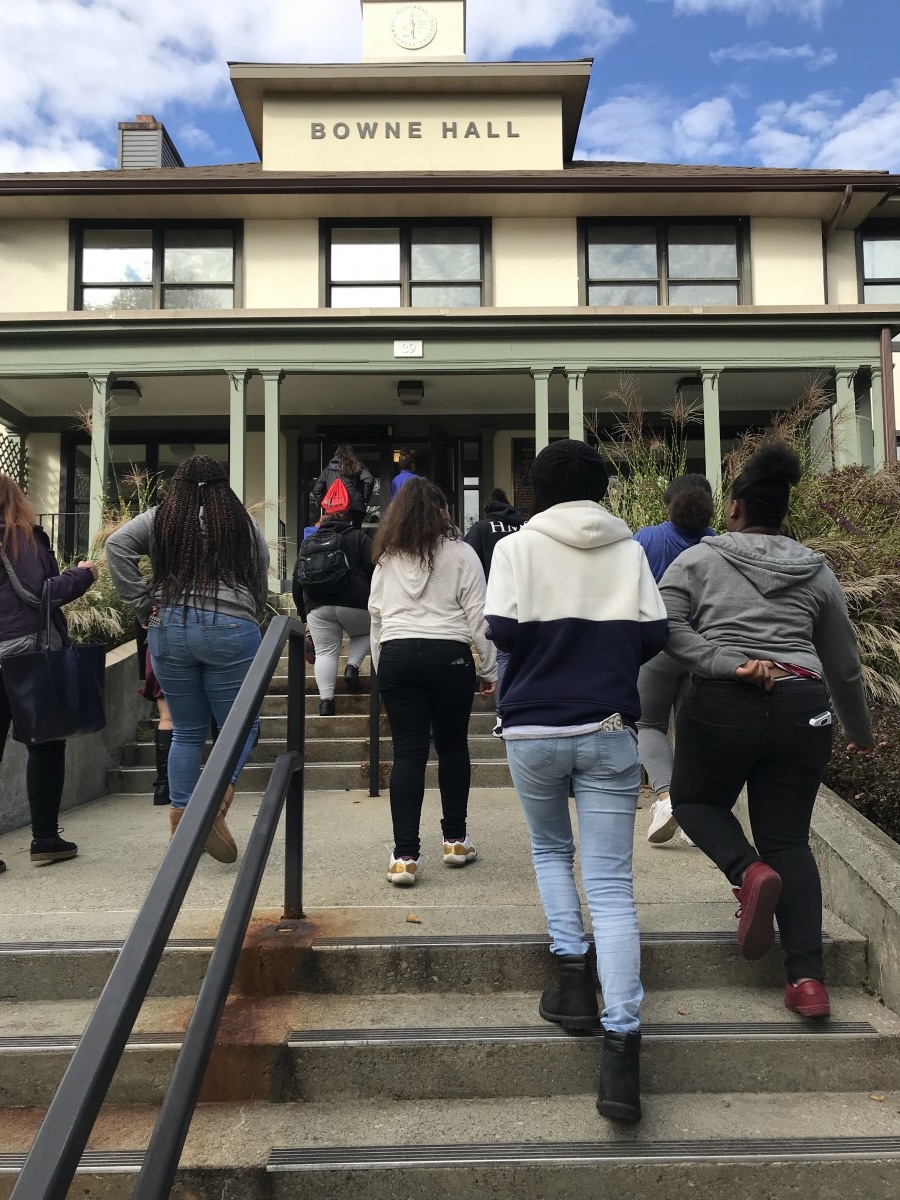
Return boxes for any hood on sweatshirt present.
[705,532,825,597]
[523,501,633,551]
[382,546,443,602]
[484,501,525,524]
[657,520,714,558]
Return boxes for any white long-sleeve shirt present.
[369,537,497,679]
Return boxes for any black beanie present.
[530,439,610,512]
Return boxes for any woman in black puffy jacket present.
[311,444,375,530]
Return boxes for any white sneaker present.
[491,719,503,738]
[387,854,419,886]
[443,834,477,866]
[679,829,696,847]
[647,797,678,844]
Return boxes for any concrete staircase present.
[108,653,511,794]
[1,910,900,1196]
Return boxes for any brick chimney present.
[117,114,184,169]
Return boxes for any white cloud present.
[746,86,900,169]
[710,42,836,69]
[0,0,634,172]
[673,0,837,23]
[576,90,737,162]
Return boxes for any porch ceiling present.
[1,368,824,424]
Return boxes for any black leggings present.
[378,639,476,858]
[671,678,833,983]
[0,673,66,840]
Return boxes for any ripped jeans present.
[377,639,477,858]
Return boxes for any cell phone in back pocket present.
[598,713,625,732]
[808,712,832,727]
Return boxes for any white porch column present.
[834,368,862,467]
[869,366,886,467]
[701,369,722,495]
[228,370,249,500]
[566,368,586,441]
[262,370,284,582]
[87,372,110,547]
[532,369,550,453]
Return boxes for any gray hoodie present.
[659,532,872,746]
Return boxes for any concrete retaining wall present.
[812,784,900,1011]
[0,640,145,835]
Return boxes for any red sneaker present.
[785,979,830,1019]
[732,861,782,960]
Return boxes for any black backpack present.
[294,528,351,595]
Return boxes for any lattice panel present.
[0,434,26,487]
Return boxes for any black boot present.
[538,954,599,1030]
[597,1030,642,1124]
[30,833,78,864]
[153,728,173,807]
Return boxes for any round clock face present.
[390,5,438,50]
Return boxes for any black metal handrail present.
[11,614,307,1200]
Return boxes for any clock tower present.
[361,0,467,63]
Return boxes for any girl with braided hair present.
[107,455,269,861]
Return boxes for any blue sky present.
[0,0,898,173]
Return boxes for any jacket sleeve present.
[311,471,327,504]
[105,510,156,624]
[368,563,384,672]
[457,543,497,681]
[251,519,271,609]
[659,556,747,680]
[637,547,670,664]
[463,524,488,579]
[360,467,375,504]
[483,538,518,654]
[357,531,375,580]
[812,570,874,747]
[13,531,94,608]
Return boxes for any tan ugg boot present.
[169,805,184,840]
[206,784,237,864]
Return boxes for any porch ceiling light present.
[398,380,424,406]
[109,379,142,406]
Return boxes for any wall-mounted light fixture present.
[109,379,142,406]
[397,380,424,406]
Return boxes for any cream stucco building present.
[0,0,898,575]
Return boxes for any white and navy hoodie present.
[484,501,669,731]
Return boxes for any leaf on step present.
[406,914,422,924]
[870,1094,886,1102]
[677,1007,690,1016]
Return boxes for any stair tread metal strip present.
[0,1151,144,1173]
[312,931,828,949]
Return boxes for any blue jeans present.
[148,608,261,809]
[506,730,643,1034]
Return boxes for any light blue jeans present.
[149,608,261,809]
[506,730,643,1034]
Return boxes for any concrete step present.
[137,711,500,739]
[0,986,894,1107]
[125,736,508,767]
[0,928,866,1003]
[108,759,513,794]
[3,1093,900,1199]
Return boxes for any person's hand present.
[735,659,776,691]
[78,559,99,581]
[479,677,496,698]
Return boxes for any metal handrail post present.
[284,627,306,919]
[132,752,301,1200]
[369,668,380,798]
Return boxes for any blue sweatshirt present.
[634,520,716,584]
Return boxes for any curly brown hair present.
[372,476,457,570]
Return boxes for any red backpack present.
[321,478,350,515]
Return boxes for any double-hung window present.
[74,223,240,310]
[582,221,746,306]
[324,221,490,308]
[859,226,900,302]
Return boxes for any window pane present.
[669,283,739,305]
[164,229,234,283]
[863,238,900,280]
[863,282,900,302]
[589,284,658,306]
[331,228,400,282]
[163,286,234,310]
[668,226,738,279]
[411,284,481,307]
[411,227,480,281]
[82,230,152,283]
[82,286,153,310]
[588,227,657,280]
[331,285,402,307]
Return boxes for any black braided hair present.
[150,455,260,615]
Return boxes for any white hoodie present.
[369,538,497,679]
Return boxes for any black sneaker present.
[344,664,361,693]
[0,859,6,874]
[319,698,336,716]
[31,835,78,863]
